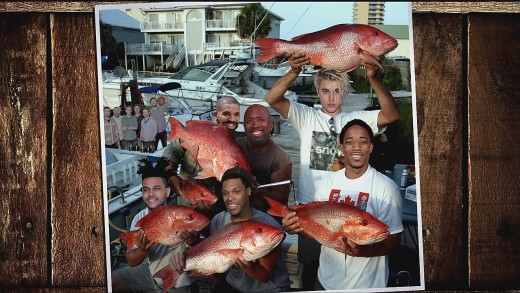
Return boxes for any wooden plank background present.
[0,2,519,292]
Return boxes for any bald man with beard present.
[235,104,292,223]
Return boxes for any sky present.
[259,2,410,39]
[96,1,411,40]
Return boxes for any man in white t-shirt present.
[282,119,403,290]
[264,52,400,290]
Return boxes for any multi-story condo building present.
[123,3,283,71]
[353,2,385,25]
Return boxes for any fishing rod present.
[257,180,291,189]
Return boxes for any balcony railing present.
[206,19,236,30]
[126,43,181,55]
[140,21,184,31]
[205,41,253,50]
[140,19,238,31]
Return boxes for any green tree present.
[100,21,117,56]
[99,21,124,69]
[236,3,271,40]
[382,64,403,91]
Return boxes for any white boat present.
[102,59,298,120]
[253,61,319,90]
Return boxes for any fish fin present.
[186,144,199,162]
[291,33,310,41]
[192,158,216,179]
[153,264,180,293]
[263,195,289,217]
[255,38,283,63]
[359,51,383,69]
[193,169,216,180]
[167,117,184,141]
[339,66,358,73]
[118,231,137,251]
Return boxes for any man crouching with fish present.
[282,119,403,290]
[169,167,291,293]
[111,158,205,293]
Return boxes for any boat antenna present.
[284,2,313,40]
[250,2,275,41]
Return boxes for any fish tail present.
[154,264,180,293]
[255,38,285,63]
[167,117,183,141]
[263,195,289,217]
[118,231,137,251]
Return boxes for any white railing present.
[126,43,181,55]
[206,19,236,30]
[205,41,252,50]
[141,21,184,31]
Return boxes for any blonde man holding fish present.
[264,53,399,291]
[282,119,403,290]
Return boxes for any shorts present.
[297,236,322,265]
[112,262,190,293]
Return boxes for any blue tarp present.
[139,86,160,93]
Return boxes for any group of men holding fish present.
[111,23,404,292]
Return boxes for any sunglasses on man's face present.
[329,118,337,137]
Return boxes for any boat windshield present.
[168,67,213,82]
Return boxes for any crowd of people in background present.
[104,96,173,152]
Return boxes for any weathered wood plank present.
[413,14,465,288]
[2,289,106,292]
[0,2,518,13]
[413,2,520,13]
[50,13,105,286]
[0,14,49,286]
[467,13,520,288]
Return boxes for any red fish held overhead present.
[154,220,285,293]
[263,195,389,253]
[180,179,218,207]
[255,24,398,72]
[118,205,210,251]
[167,117,250,181]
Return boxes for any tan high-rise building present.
[353,2,385,25]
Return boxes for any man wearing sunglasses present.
[264,52,399,291]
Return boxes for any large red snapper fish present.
[255,24,398,72]
[118,205,210,250]
[154,220,285,293]
[180,179,218,207]
[167,118,250,181]
[263,195,389,253]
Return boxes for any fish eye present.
[362,220,368,226]
[187,214,193,221]
[256,227,263,233]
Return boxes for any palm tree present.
[99,21,124,69]
[236,3,271,41]
[100,21,117,56]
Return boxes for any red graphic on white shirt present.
[328,190,370,210]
